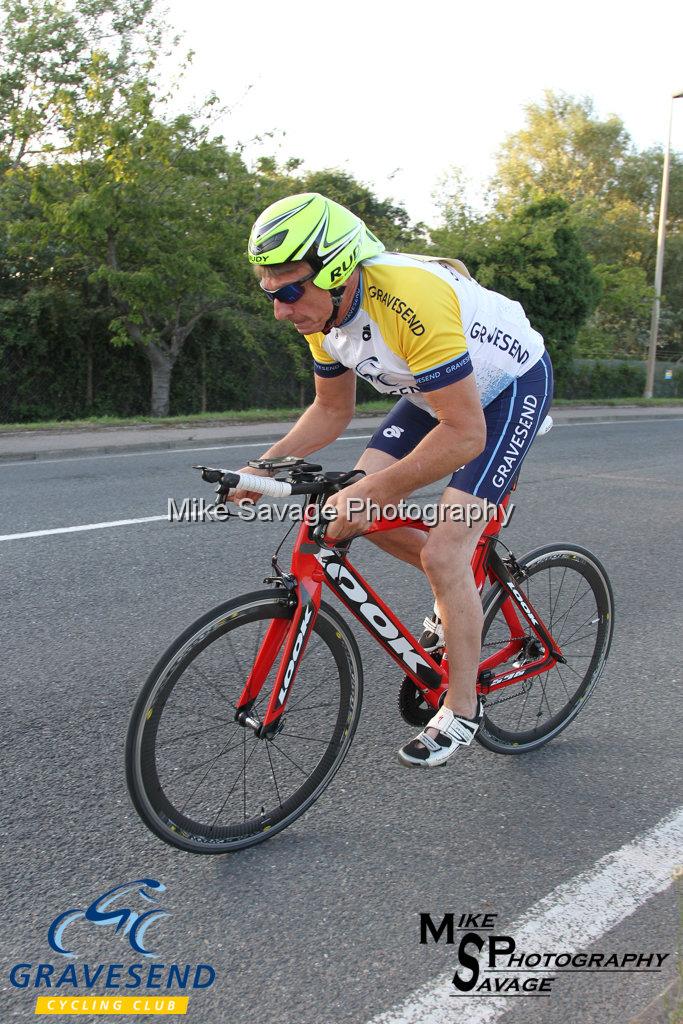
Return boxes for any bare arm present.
[324,375,486,533]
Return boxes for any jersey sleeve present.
[304,332,348,378]
[365,265,473,392]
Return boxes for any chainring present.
[398,677,449,726]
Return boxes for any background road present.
[1,418,681,1023]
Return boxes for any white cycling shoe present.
[398,700,484,768]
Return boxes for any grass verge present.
[1,397,682,433]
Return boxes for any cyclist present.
[240,192,553,768]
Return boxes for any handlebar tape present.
[221,471,293,498]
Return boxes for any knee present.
[420,533,470,585]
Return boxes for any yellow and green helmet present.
[248,192,385,289]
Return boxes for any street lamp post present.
[645,90,683,399]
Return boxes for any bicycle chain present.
[479,635,536,706]
[484,679,533,707]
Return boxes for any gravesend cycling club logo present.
[420,911,671,999]
[9,877,217,1017]
[48,879,169,958]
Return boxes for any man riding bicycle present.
[237,192,553,768]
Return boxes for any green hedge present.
[555,359,682,399]
[3,333,681,423]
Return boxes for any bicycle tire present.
[477,543,614,754]
[125,590,363,853]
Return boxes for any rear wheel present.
[126,591,363,853]
[477,544,614,754]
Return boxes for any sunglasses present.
[259,268,317,304]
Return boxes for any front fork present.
[234,519,325,737]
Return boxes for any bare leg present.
[419,487,491,719]
[353,448,427,570]
[354,452,489,720]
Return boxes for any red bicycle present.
[126,456,614,854]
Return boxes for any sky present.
[164,0,683,225]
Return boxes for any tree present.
[28,108,264,414]
[431,196,601,375]
[1,0,268,416]
[0,0,165,169]
[488,90,683,360]
[492,91,632,210]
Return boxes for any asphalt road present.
[1,418,682,1024]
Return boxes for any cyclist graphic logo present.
[47,879,170,959]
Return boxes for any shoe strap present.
[422,616,444,640]
[414,731,443,753]
[429,706,480,746]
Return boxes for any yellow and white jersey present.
[305,252,546,413]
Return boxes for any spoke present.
[538,675,554,719]
[243,727,247,821]
[162,702,233,726]
[172,740,245,775]
[178,732,247,813]
[157,719,238,748]
[557,610,602,643]
[283,701,338,715]
[223,628,248,687]
[515,679,533,729]
[553,663,571,701]
[556,659,588,680]
[550,589,595,641]
[187,663,237,708]
[268,741,310,777]
[265,741,284,808]
[276,731,332,746]
[550,573,583,634]
[252,619,265,670]
[209,742,260,829]
[559,632,597,649]
[548,566,568,626]
[284,677,333,713]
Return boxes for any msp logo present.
[48,879,170,958]
[419,911,671,999]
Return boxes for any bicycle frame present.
[235,492,565,736]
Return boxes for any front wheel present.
[477,543,614,754]
[125,591,363,853]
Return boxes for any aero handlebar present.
[219,471,294,498]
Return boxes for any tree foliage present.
[489,90,683,359]
[1,6,673,422]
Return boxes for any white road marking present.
[1,417,680,541]
[368,806,683,1024]
[0,516,167,542]
[0,417,680,468]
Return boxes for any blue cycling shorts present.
[366,350,553,503]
